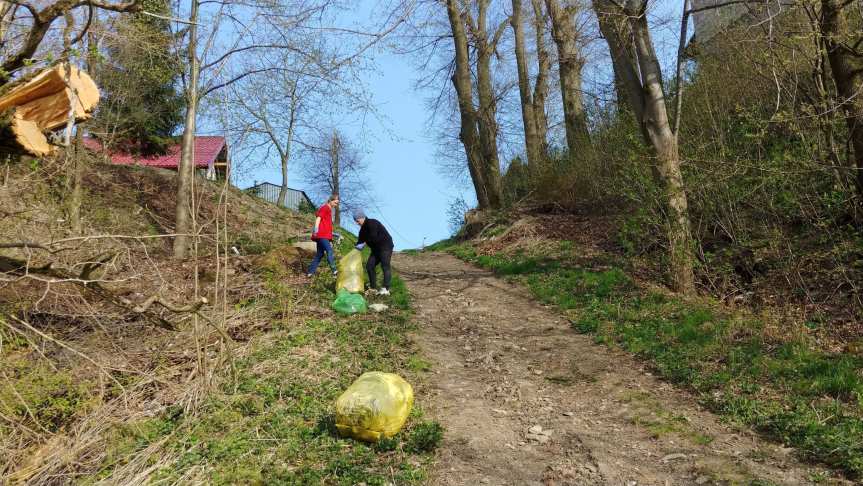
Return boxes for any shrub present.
[405,421,444,453]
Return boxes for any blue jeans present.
[307,239,336,274]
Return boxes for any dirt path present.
[397,252,848,486]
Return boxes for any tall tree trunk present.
[594,1,642,121]
[512,0,542,168]
[820,0,863,198]
[277,156,289,207]
[67,131,84,233]
[276,89,298,208]
[173,0,200,259]
[331,131,341,226]
[810,12,848,190]
[474,0,503,209]
[594,0,695,294]
[65,15,98,235]
[545,0,591,159]
[531,0,550,153]
[445,0,491,209]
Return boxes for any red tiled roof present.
[83,136,226,169]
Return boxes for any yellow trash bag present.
[335,371,414,442]
[336,249,364,293]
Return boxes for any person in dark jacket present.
[353,210,394,295]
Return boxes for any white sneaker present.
[377,288,390,296]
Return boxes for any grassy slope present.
[87,236,439,484]
[0,163,312,440]
[436,238,863,479]
[1,162,438,483]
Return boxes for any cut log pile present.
[0,64,100,157]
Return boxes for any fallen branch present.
[49,232,197,245]
[0,241,50,251]
[122,294,208,314]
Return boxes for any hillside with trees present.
[1,0,863,483]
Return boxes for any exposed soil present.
[398,251,850,486]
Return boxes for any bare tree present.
[819,0,863,199]
[512,0,543,167]
[300,129,372,226]
[445,0,491,209]
[67,13,100,235]
[443,0,504,210]
[545,0,591,158]
[254,79,300,208]
[472,0,506,208]
[531,0,551,151]
[172,0,200,258]
[221,28,373,211]
[330,132,340,225]
[224,63,307,209]
[170,0,414,258]
[593,0,696,294]
[0,1,14,43]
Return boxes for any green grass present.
[407,356,432,373]
[89,252,438,484]
[423,237,459,252]
[447,242,863,478]
[0,360,97,434]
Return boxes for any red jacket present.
[313,204,334,240]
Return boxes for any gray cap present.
[352,210,366,221]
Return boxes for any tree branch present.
[202,67,305,97]
[123,294,208,314]
[0,0,141,81]
[0,242,50,251]
[672,0,690,137]
[202,43,310,70]
[685,0,794,15]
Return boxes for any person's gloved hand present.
[355,243,366,251]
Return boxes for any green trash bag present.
[337,249,364,293]
[332,289,367,314]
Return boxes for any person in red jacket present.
[306,194,339,277]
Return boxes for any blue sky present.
[341,53,461,249]
[231,48,459,250]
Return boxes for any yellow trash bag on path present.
[336,249,364,293]
[335,372,414,442]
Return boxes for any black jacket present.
[357,218,394,251]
